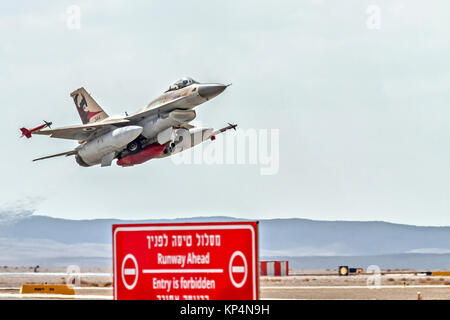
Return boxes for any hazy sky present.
[1,0,450,225]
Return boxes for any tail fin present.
[70,87,109,124]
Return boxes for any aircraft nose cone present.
[198,84,227,100]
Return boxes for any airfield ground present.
[0,267,449,300]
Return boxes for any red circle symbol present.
[229,251,248,288]
[121,254,138,290]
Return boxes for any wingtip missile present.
[20,120,53,138]
[210,123,238,140]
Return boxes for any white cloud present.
[407,248,450,254]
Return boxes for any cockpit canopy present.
[166,77,198,92]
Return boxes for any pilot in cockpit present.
[166,77,197,92]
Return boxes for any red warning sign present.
[113,222,259,300]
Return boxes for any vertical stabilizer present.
[70,87,109,124]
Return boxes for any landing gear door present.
[156,127,174,145]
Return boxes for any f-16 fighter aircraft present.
[21,77,235,167]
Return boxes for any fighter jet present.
[21,77,235,167]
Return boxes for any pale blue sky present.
[1,0,450,225]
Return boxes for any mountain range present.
[1,214,449,269]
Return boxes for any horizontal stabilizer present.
[33,150,77,162]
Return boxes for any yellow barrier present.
[20,284,75,295]
[431,271,450,276]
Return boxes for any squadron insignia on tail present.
[70,88,109,124]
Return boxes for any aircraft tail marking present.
[70,87,109,124]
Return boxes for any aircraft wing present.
[33,119,131,140]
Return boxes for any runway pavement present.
[1,285,449,300]
[1,272,449,300]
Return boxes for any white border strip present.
[142,269,224,274]
[0,273,111,276]
[261,285,450,289]
[113,224,257,299]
